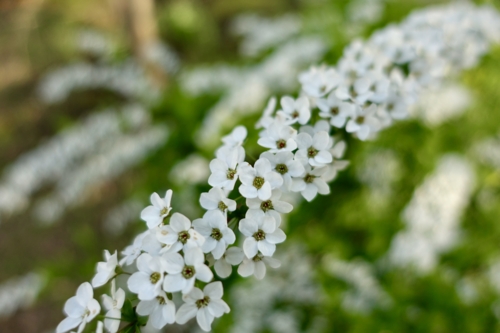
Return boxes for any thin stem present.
[97,315,122,321]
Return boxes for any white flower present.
[96,321,103,333]
[56,282,101,333]
[127,253,167,300]
[163,247,213,294]
[279,96,311,125]
[323,140,350,182]
[316,92,355,128]
[176,281,230,332]
[199,187,236,215]
[291,165,330,201]
[246,189,293,226]
[239,216,286,258]
[256,96,277,129]
[192,210,236,259]
[156,213,205,253]
[238,158,283,200]
[140,190,173,229]
[91,250,118,288]
[210,247,244,278]
[102,280,125,333]
[257,123,297,153]
[299,65,341,98]
[261,151,305,191]
[208,148,245,191]
[299,119,332,136]
[237,253,281,280]
[136,291,176,330]
[120,230,162,266]
[295,131,333,167]
[345,104,381,141]
[221,125,247,148]
[365,72,391,103]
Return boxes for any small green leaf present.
[121,325,136,333]
[137,315,148,327]
[121,299,137,322]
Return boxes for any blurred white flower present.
[56,282,101,333]
[211,247,245,278]
[136,291,176,329]
[176,282,230,332]
[141,190,172,229]
[127,254,167,301]
[92,250,118,288]
[163,247,213,294]
[238,253,281,280]
[102,281,125,333]
[199,187,236,216]
[192,210,236,259]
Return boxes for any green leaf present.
[137,315,148,327]
[121,299,137,322]
[121,325,136,333]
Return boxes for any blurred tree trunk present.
[109,0,168,88]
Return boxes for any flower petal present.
[214,260,232,278]
[254,261,267,280]
[170,213,191,232]
[56,317,82,333]
[224,247,244,265]
[257,241,276,257]
[195,264,214,283]
[203,281,223,299]
[207,299,230,317]
[239,185,258,198]
[243,237,259,258]
[239,218,258,236]
[176,303,197,325]
[196,307,214,332]
[237,260,254,277]
[266,228,287,244]
[163,274,186,293]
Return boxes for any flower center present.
[178,230,191,244]
[253,229,266,241]
[275,164,288,175]
[182,265,196,279]
[349,85,358,98]
[307,147,318,158]
[150,272,161,284]
[226,168,237,180]
[304,174,315,183]
[276,139,287,149]
[211,228,223,241]
[160,207,169,216]
[260,200,274,212]
[156,296,166,305]
[195,296,210,309]
[252,253,264,262]
[356,116,365,124]
[218,201,228,212]
[253,176,265,189]
[330,107,339,115]
[292,111,299,118]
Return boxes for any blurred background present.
[1,0,500,332]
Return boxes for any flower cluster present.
[295,3,500,142]
[55,3,500,333]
